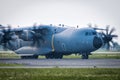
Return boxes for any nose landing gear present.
[45,53,63,59]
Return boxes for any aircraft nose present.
[93,36,102,49]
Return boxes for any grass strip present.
[0,68,119,80]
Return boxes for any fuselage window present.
[85,31,96,36]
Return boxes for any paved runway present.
[0,59,120,68]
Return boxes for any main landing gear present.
[21,55,38,59]
[81,53,89,59]
[45,53,63,59]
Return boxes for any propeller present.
[0,24,17,50]
[31,25,49,47]
[2,25,13,49]
[31,31,44,47]
[102,25,118,50]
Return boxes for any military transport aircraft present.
[0,24,118,59]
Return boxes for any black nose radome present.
[93,36,102,49]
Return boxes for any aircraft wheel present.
[45,53,63,59]
[45,55,49,59]
[58,54,63,59]
[81,53,89,59]
[54,53,63,59]
[45,54,54,59]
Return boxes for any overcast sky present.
[0,0,120,43]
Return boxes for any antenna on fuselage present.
[77,25,79,28]
[88,23,92,28]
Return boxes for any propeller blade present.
[31,32,45,47]
[106,42,110,50]
[32,37,44,47]
[101,32,107,37]
[110,40,116,48]
[111,35,118,37]
[32,38,40,47]
[93,28,106,30]
[101,32,107,43]
[106,25,109,35]
[110,40,114,45]
[109,27,115,35]
[41,28,49,35]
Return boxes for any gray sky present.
[0,0,120,43]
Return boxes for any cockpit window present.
[92,32,96,35]
[85,31,96,36]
